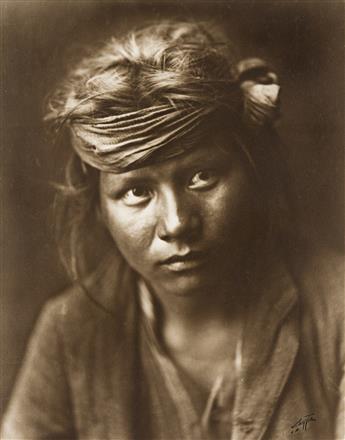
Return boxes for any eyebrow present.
[102,145,232,191]
[102,174,153,193]
[178,147,232,171]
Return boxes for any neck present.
[144,275,247,370]
[146,234,270,342]
[146,270,250,348]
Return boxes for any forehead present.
[100,137,243,187]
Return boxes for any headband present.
[70,104,217,172]
[60,58,280,173]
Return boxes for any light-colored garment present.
[1,244,344,439]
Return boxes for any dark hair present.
[46,20,295,281]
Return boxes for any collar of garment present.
[137,278,239,439]
[80,241,299,440]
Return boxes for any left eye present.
[122,186,152,206]
[188,170,218,190]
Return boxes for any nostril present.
[157,215,185,241]
[156,190,202,241]
[157,212,201,241]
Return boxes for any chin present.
[162,270,217,297]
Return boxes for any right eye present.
[122,186,152,206]
[188,169,219,190]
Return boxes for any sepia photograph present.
[1,1,344,439]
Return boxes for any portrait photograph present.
[1,1,344,439]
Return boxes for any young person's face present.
[99,137,262,297]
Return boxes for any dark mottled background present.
[1,0,344,417]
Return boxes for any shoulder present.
[38,284,102,334]
[37,255,138,352]
[287,241,344,364]
[41,282,109,326]
[289,242,343,311]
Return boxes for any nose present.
[156,188,201,242]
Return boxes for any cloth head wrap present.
[70,104,217,172]
[61,58,280,173]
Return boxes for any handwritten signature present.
[290,413,316,434]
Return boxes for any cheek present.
[208,170,257,234]
[101,199,155,262]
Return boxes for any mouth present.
[159,251,207,272]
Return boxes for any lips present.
[159,251,207,272]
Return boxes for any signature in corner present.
[290,413,316,434]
